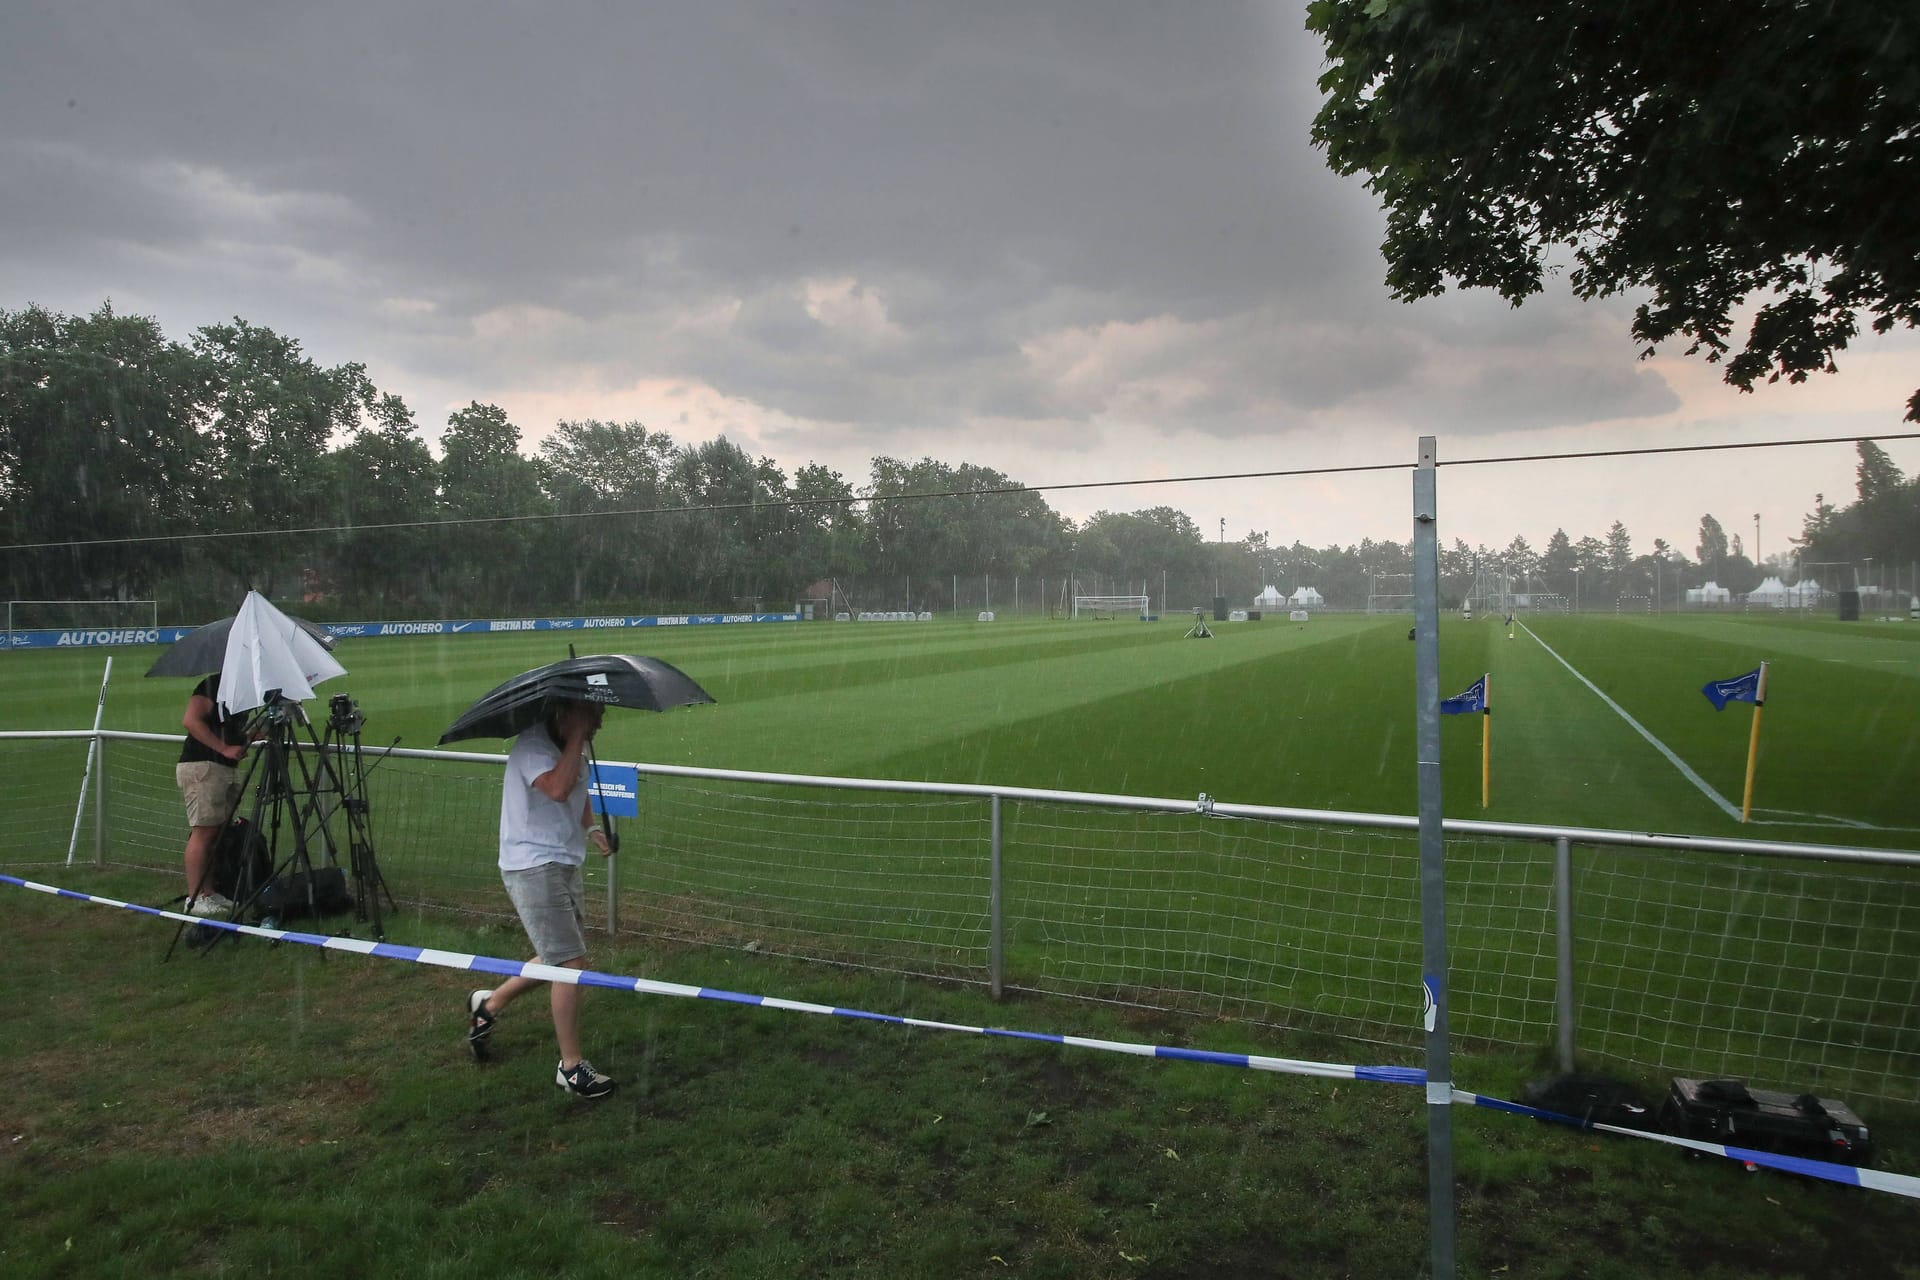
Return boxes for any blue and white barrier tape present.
[1452,1090,1920,1200]
[0,874,1415,1085]
[8,872,1916,1199]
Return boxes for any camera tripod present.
[174,694,394,955]
[315,692,393,939]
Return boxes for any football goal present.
[1364,574,1414,615]
[1072,594,1150,620]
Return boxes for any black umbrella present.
[441,653,715,856]
[438,653,715,744]
[145,609,337,678]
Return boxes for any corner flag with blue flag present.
[1440,676,1487,716]
[1701,666,1764,711]
[1441,673,1493,807]
[1701,662,1770,822]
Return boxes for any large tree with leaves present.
[437,402,552,610]
[323,391,438,608]
[1076,507,1209,599]
[1697,514,1731,578]
[0,303,203,601]
[1308,1,1920,420]
[1855,439,1905,505]
[191,319,372,597]
[537,419,680,604]
[666,436,789,606]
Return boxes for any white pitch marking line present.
[1519,622,1743,821]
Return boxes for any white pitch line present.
[1519,622,1743,822]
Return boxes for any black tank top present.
[177,674,249,765]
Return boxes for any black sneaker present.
[556,1059,616,1099]
[466,989,496,1061]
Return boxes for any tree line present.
[0,301,1898,621]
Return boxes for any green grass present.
[10,612,1919,838]
[4,616,1920,1276]
[3,875,1917,1280]
[11,615,1420,804]
[1510,614,1920,837]
[6,616,1919,1077]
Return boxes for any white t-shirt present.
[498,724,588,871]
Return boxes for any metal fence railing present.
[5,728,1917,1103]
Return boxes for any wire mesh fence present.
[4,731,1917,1103]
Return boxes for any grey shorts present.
[177,761,244,828]
[502,861,588,966]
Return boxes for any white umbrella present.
[218,590,348,715]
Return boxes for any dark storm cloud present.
[0,0,1678,442]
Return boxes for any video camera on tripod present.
[153,591,396,956]
[203,690,394,945]
[327,692,365,736]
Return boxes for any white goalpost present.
[1071,594,1151,620]
[1364,574,1414,615]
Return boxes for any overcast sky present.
[5,1,1916,571]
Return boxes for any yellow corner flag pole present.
[1479,672,1492,808]
[1739,661,1769,823]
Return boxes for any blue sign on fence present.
[588,763,640,818]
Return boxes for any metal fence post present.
[93,729,108,867]
[990,793,1004,999]
[1412,435,1456,1280]
[1555,836,1576,1072]
[605,790,623,934]
[606,843,619,933]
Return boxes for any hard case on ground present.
[1661,1077,1874,1167]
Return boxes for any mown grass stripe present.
[1521,620,1741,820]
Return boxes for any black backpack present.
[212,817,273,901]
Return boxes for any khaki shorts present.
[177,761,244,829]
[503,861,588,966]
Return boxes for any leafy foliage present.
[1797,441,1920,578]
[0,299,1842,618]
[1308,0,1920,420]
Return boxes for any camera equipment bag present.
[1661,1077,1874,1167]
[212,818,273,902]
[256,866,355,919]
[1518,1073,1657,1130]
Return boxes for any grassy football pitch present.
[7,610,1920,844]
[4,615,1920,1277]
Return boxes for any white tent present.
[1786,578,1826,607]
[1254,585,1285,609]
[1289,586,1325,608]
[1747,576,1790,607]
[1685,581,1732,605]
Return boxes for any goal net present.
[1364,575,1413,615]
[1071,594,1150,620]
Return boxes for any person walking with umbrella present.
[444,653,714,1097]
[466,699,619,1099]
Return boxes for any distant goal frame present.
[1071,594,1152,621]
